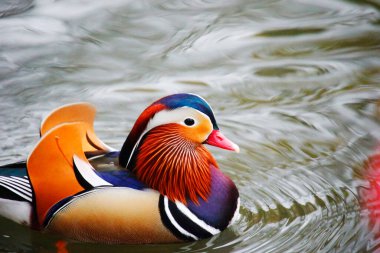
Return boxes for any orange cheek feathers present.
[180,117,213,144]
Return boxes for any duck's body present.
[48,187,175,243]
[0,93,240,244]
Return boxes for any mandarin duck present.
[0,93,240,244]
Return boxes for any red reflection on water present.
[55,240,68,253]
[360,146,380,233]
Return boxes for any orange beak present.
[205,130,240,153]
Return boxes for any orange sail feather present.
[27,123,89,227]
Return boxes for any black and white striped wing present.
[0,176,33,202]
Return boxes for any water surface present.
[1,0,380,252]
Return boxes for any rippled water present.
[0,0,380,252]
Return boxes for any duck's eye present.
[184,118,195,126]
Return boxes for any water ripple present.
[0,0,380,252]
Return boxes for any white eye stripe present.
[146,107,208,132]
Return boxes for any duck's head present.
[119,93,239,203]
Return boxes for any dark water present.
[1,0,380,252]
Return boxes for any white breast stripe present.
[164,197,198,240]
[229,197,241,226]
[73,155,112,187]
[175,201,221,235]
[0,180,32,202]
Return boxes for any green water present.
[0,0,380,252]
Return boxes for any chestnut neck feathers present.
[128,124,217,204]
